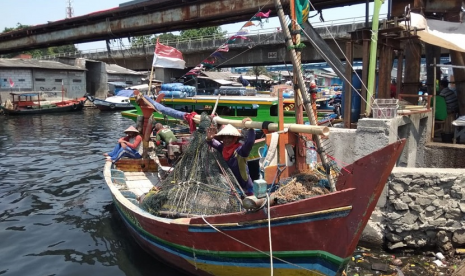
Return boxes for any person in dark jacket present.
[206,118,254,195]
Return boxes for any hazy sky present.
[0,0,387,51]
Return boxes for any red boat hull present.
[104,139,405,276]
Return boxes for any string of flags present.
[183,9,272,77]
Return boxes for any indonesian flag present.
[8,78,14,88]
[152,38,185,69]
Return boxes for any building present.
[0,58,86,101]
[106,64,146,94]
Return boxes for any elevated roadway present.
[41,21,368,70]
[0,0,373,55]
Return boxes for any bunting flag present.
[251,16,262,22]
[202,59,215,64]
[295,0,310,25]
[227,38,236,44]
[236,28,249,36]
[217,44,229,52]
[152,38,186,69]
[230,35,249,40]
[255,10,271,18]
[211,52,225,59]
[201,63,214,69]
[243,21,255,27]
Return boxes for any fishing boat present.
[0,92,87,115]
[85,90,134,111]
[102,0,403,274]
[103,94,405,275]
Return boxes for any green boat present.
[121,95,336,125]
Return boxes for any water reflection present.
[0,109,183,276]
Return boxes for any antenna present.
[66,0,74,19]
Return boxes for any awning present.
[402,13,465,52]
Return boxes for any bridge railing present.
[37,14,386,60]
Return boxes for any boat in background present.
[0,92,86,115]
[122,94,337,126]
[86,90,134,111]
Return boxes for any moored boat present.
[0,92,87,115]
[86,90,134,111]
[103,121,405,276]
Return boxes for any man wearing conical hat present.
[206,118,254,196]
[104,126,143,163]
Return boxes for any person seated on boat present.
[104,126,143,163]
[153,123,177,147]
[206,118,255,196]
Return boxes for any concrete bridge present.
[0,0,371,55]
[40,21,369,71]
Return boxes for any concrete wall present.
[329,112,431,168]
[107,74,144,87]
[85,61,107,99]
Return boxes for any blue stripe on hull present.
[188,209,350,232]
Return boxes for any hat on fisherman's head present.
[124,126,139,134]
[215,124,241,138]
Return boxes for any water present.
[0,109,185,276]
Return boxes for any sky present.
[0,0,387,52]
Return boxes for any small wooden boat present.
[0,92,87,115]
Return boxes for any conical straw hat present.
[124,126,139,133]
[215,124,241,137]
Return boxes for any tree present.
[180,26,226,40]
[1,23,78,58]
[248,66,268,89]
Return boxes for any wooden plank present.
[126,179,154,188]
[125,175,150,181]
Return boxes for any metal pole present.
[366,0,384,116]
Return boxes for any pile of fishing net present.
[275,169,332,204]
[141,113,243,217]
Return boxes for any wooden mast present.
[290,0,307,173]
[273,0,335,191]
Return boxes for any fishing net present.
[275,169,332,204]
[141,113,243,217]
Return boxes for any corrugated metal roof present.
[0,58,86,70]
[106,64,146,75]
[199,71,236,80]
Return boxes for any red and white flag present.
[8,78,14,88]
[152,38,185,69]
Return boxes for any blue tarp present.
[144,95,186,120]
[116,90,135,97]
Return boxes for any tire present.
[72,104,78,110]
[109,104,116,109]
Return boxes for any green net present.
[141,113,243,217]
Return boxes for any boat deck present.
[112,170,159,198]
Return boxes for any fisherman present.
[206,118,254,196]
[104,126,142,163]
[153,123,177,147]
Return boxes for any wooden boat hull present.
[0,98,86,115]
[103,139,406,276]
